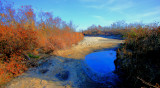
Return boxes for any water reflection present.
[85,50,116,73]
[83,49,120,86]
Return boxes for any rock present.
[55,71,69,81]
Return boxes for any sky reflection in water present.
[85,50,116,73]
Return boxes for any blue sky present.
[5,0,160,31]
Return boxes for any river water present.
[85,50,116,73]
[83,47,121,87]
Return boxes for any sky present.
[4,0,160,31]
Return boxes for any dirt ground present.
[5,37,124,88]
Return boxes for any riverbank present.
[5,36,124,88]
[54,37,124,59]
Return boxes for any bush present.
[0,1,84,85]
[0,24,38,58]
[115,26,160,87]
[0,54,27,85]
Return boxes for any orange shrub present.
[0,54,27,85]
[0,24,38,57]
[0,1,84,85]
[37,28,84,53]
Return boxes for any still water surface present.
[85,50,116,73]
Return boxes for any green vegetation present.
[28,54,40,59]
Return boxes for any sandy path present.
[5,37,124,88]
[54,37,124,59]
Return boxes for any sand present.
[5,37,124,88]
[54,37,124,59]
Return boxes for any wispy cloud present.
[93,15,103,19]
[135,6,160,17]
[121,9,160,23]
[86,4,105,9]
[108,1,134,11]
[139,11,160,17]
[92,15,113,25]
[127,7,160,20]
[85,0,134,12]
[85,0,115,9]
[92,15,106,23]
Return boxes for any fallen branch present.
[137,77,160,88]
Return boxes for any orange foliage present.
[0,1,84,85]
[0,54,27,85]
[0,24,38,57]
[37,27,84,52]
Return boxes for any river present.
[82,47,121,87]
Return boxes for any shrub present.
[0,0,84,85]
[37,27,84,53]
[115,26,160,87]
[0,24,38,58]
[0,54,27,85]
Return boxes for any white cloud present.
[92,15,113,25]
[85,0,133,11]
[93,15,103,19]
[127,9,160,20]
[135,6,160,18]
[140,11,160,17]
[108,1,134,11]
[86,5,105,9]
[121,10,160,23]
[85,0,114,9]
